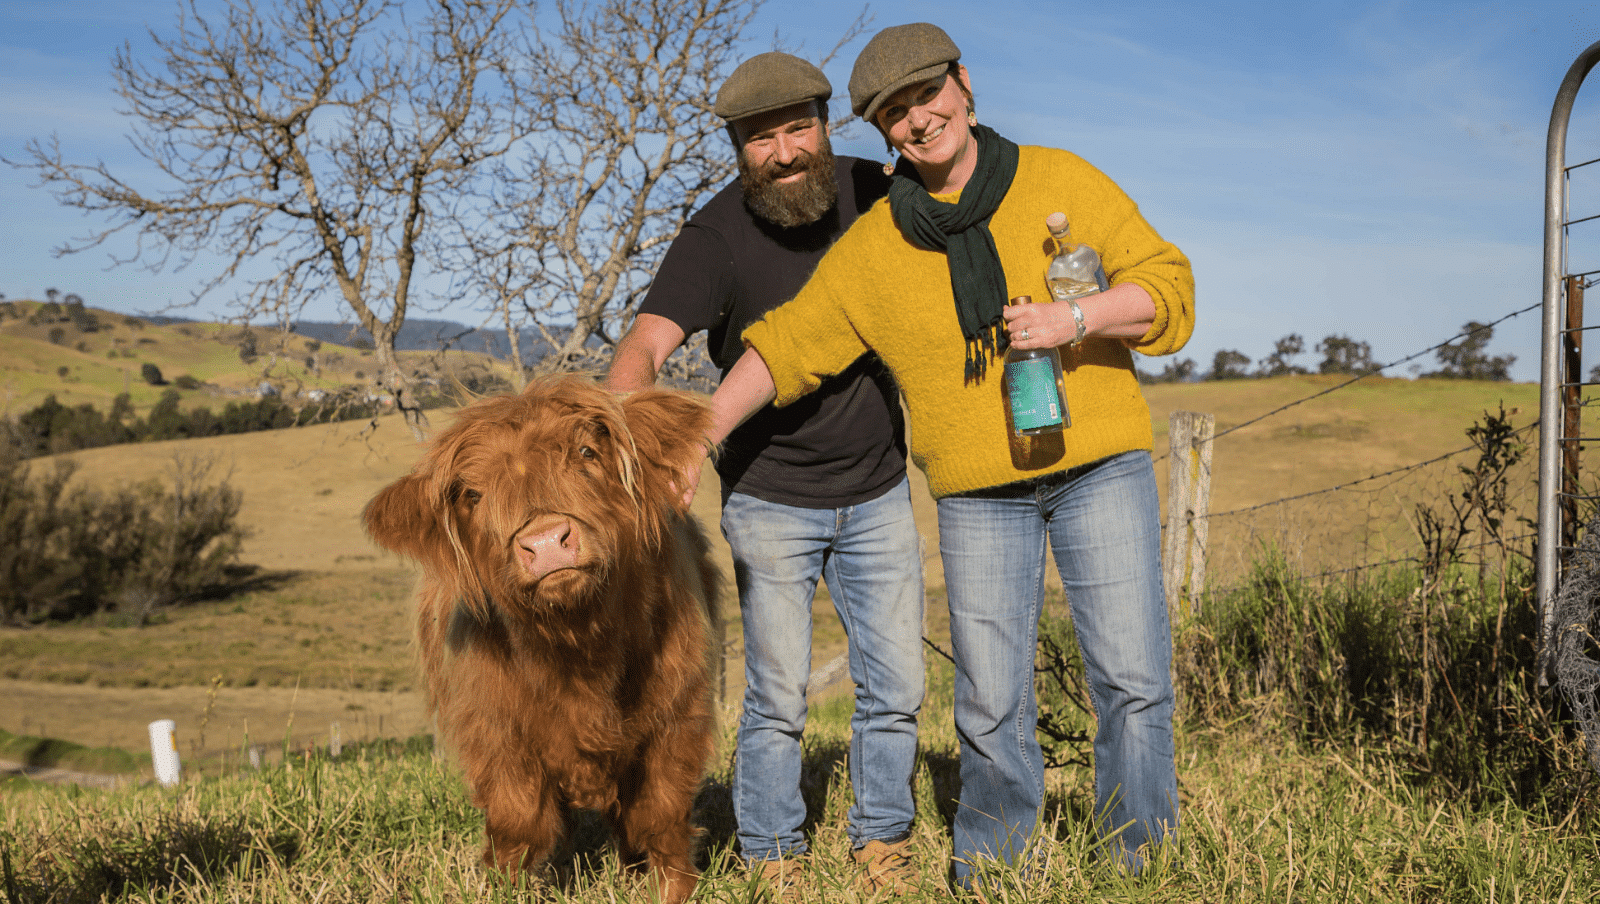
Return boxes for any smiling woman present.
[871,67,976,194]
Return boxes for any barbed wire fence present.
[1155,300,1600,775]
[1160,306,1552,596]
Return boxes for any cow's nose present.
[517,517,579,579]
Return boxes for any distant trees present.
[1144,322,1513,384]
[1315,335,1380,375]
[1257,333,1308,377]
[1209,349,1252,380]
[237,329,258,365]
[141,363,165,385]
[1142,357,1198,384]
[1,390,384,459]
[1426,321,1514,380]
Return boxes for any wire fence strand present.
[1170,303,1549,591]
[1153,302,1541,466]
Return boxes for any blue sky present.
[3,0,1599,381]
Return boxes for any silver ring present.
[1020,329,1030,341]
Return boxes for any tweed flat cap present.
[849,22,961,125]
[714,52,832,122]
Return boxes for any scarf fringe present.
[964,321,1006,384]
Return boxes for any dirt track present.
[2,678,433,776]
[1,757,129,789]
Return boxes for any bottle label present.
[1006,358,1063,430]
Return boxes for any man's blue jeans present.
[722,477,925,862]
[936,451,1178,880]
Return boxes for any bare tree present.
[12,0,533,438]
[450,0,756,387]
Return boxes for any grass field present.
[4,655,1595,903]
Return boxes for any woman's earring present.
[883,155,896,176]
[968,110,977,127]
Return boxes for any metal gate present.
[1539,40,1600,676]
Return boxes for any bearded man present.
[604,52,926,897]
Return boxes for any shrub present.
[141,362,165,385]
[0,451,245,625]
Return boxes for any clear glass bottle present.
[1002,295,1069,436]
[1045,211,1109,305]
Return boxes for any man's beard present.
[739,139,838,228]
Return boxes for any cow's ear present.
[620,389,714,509]
[364,472,445,564]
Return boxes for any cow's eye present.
[579,445,597,460]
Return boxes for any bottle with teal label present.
[1002,295,1069,437]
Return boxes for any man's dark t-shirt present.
[639,156,905,508]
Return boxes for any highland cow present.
[363,375,718,904]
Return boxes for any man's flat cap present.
[714,52,832,122]
[849,22,961,126]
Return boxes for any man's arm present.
[602,313,690,392]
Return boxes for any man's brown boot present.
[852,835,921,897]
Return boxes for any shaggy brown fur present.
[363,375,718,904]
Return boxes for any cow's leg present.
[615,731,710,904]
[475,771,564,882]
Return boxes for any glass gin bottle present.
[1045,211,1109,305]
[1002,295,1069,436]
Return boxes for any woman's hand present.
[674,443,710,510]
[1003,283,1158,349]
[681,345,779,507]
[1002,298,1077,350]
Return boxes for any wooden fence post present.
[1562,275,1585,552]
[1164,411,1214,614]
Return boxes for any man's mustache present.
[763,153,814,179]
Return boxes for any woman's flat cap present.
[849,22,961,125]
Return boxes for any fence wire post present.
[1164,411,1214,615]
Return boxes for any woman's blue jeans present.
[722,477,926,861]
[937,450,1178,879]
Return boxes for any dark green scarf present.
[887,124,1020,382]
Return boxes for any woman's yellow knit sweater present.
[743,145,1195,499]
